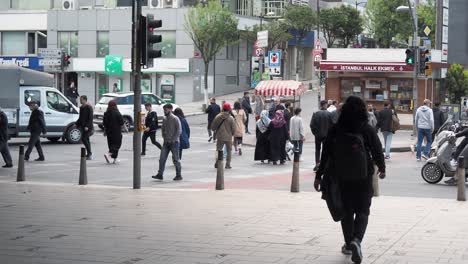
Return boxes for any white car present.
[93,92,178,130]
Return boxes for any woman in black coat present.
[268,111,289,165]
[254,110,271,163]
[103,100,124,164]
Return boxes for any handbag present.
[391,111,400,132]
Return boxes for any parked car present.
[94,92,178,130]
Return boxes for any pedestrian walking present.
[66,81,79,106]
[152,104,182,181]
[174,108,190,160]
[254,95,264,121]
[314,95,386,264]
[103,100,124,164]
[211,103,236,169]
[205,97,221,143]
[254,110,271,163]
[377,103,395,159]
[24,101,46,161]
[310,100,333,171]
[269,97,281,119]
[367,104,377,131]
[290,108,305,161]
[232,102,246,155]
[141,103,162,156]
[241,92,253,134]
[0,107,13,168]
[327,100,337,112]
[268,111,289,165]
[415,99,434,161]
[432,102,445,140]
[74,95,94,160]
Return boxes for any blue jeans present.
[158,141,181,177]
[417,128,432,159]
[382,131,393,158]
[291,140,303,155]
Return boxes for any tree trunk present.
[204,61,209,105]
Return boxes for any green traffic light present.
[408,58,413,64]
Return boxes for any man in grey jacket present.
[415,99,434,161]
[152,104,182,181]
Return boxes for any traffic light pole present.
[131,0,142,189]
[410,0,419,135]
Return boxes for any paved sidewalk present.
[1,182,467,264]
[179,91,250,117]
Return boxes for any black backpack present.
[332,131,368,182]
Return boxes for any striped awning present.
[254,80,306,97]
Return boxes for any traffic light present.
[140,14,162,68]
[252,57,261,72]
[62,53,71,68]
[405,49,414,65]
[424,50,432,76]
[419,49,429,74]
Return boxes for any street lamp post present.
[355,1,367,9]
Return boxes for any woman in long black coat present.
[268,111,289,165]
[103,100,124,164]
[254,110,271,163]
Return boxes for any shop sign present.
[0,57,43,70]
[105,55,123,76]
[320,63,414,72]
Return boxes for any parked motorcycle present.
[422,132,468,184]
[429,119,461,157]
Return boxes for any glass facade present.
[154,31,176,58]
[58,32,78,57]
[97,31,109,57]
[11,0,51,10]
[1,32,25,55]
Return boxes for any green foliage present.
[184,1,239,91]
[365,0,413,48]
[284,5,317,42]
[418,0,436,43]
[320,5,363,48]
[446,64,468,104]
[241,20,293,50]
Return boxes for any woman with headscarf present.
[268,111,289,165]
[254,110,271,163]
[103,100,124,164]
[232,101,246,155]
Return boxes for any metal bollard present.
[290,150,300,193]
[215,150,224,190]
[79,147,88,185]
[373,165,380,197]
[16,145,25,182]
[457,156,466,201]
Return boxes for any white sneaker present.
[450,159,458,169]
[113,159,120,164]
[299,157,304,162]
[104,154,110,164]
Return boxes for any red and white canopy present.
[254,80,306,97]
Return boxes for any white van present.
[1,66,81,144]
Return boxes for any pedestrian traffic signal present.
[62,53,71,68]
[424,50,432,76]
[405,49,414,65]
[252,57,261,72]
[419,49,429,74]
[140,14,162,68]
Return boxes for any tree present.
[338,5,364,48]
[319,7,343,47]
[446,64,468,104]
[241,21,292,50]
[184,1,239,104]
[365,0,412,48]
[284,5,316,79]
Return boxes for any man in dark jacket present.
[0,107,13,168]
[141,103,162,156]
[75,95,94,160]
[205,97,220,142]
[25,101,46,161]
[432,102,445,140]
[152,104,182,181]
[377,102,394,159]
[66,81,79,106]
[310,100,333,171]
[241,92,253,134]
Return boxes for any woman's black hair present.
[173,108,185,118]
[233,101,241,110]
[338,96,368,131]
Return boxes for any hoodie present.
[415,105,434,130]
[211,112,236,141]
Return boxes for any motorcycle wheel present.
[421,163,444,184]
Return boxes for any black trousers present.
[245,114,250,133]
[107,134,122,159]
[25,133,44,159]
[82,130,92,157]
[340,182,372,245]
[0,141,12,165]
[142,131,162,153]
[315,137,325,164]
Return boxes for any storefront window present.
[363,79,387,101]
[11,0,51,10]
[389,79,413,112]
[341,79,362,99]
[154,31,176,58]
[97,31,109,57]
[97,74,109,99]
[1,32,25,55]
[58,32,78,57]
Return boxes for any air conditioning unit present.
[62,0,75,10]
[149,0,164,8]
[163,0,178,8]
